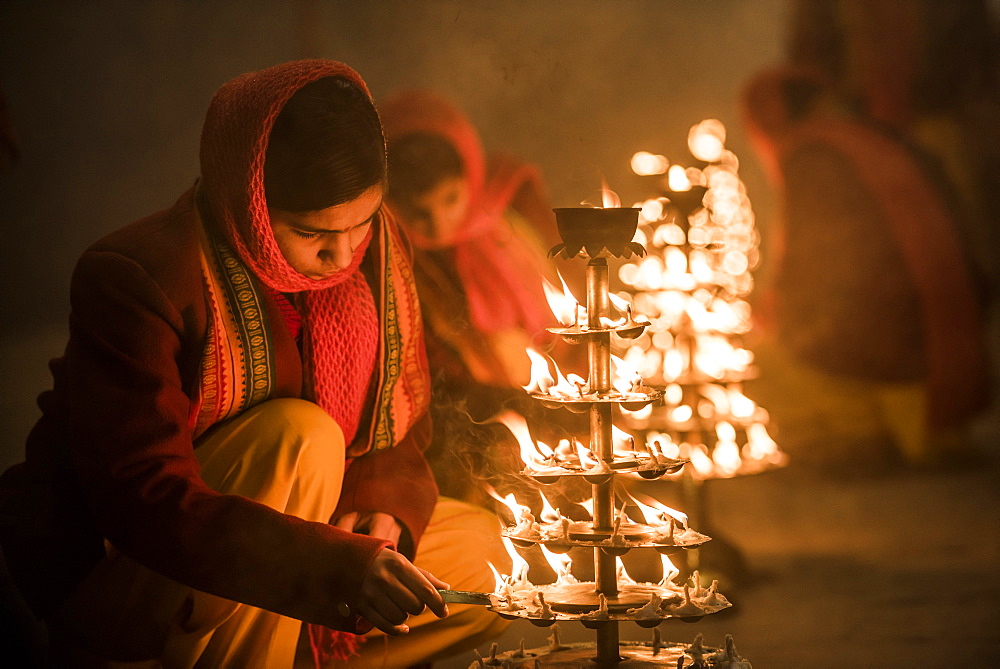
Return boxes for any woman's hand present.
[335,510,402,545]
[351,547,449,635]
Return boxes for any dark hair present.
[387,132,464,205]
[264,76,385,212]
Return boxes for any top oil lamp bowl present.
[549,207,647,259]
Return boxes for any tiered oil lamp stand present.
[482,207,749,667]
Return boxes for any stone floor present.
[439,462,1000,668]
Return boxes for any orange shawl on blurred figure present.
[381,90,558,387]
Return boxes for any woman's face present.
[395,176,470,242]
[269,184,383,280]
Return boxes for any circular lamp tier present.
[489,641,714,667]
[488,580,730,627]
[522,456,687,485]
[503,519,709,555]
[530,387,663,413]
[547,320,649,343]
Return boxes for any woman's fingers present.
[357,600,410,636]
[357,549,450,634]
[395,563,448,619]
[417,566,450,591]
[333,511,358,532]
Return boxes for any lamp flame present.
[492,410,550,469]
[667,165,692,192]
[601,179,622,208]
[539,544,577,584]
[631,151,669,176]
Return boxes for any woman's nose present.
[321,234,354,270]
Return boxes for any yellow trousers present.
[53,398,510,668]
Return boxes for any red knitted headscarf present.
[199,60,382,445]
[199,62,432,664]
[381,90,555,337]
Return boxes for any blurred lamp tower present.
[616,120,787,578]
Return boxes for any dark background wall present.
[0,0,785,469]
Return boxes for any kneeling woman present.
[0,60,462,668]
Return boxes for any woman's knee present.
[239,398,345,472]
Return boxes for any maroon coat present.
[0,187,436,633]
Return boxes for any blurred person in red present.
[740,62,990,468]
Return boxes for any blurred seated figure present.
[740,65,990,469]
[381,90,575,502]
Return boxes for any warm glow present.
[493,410,547,469]
[610,354,642,395]
[688,119,727,162]
[542,277,578,327]
[659,554,680,585]
[488,561,505,594]
[729,388,756,418]
[523,348,554,394]
[601,180,622,208]
[616,556,638,585]
[746,422,785,464]
[500,535,531,588]
[712,421,741,477]
[608,292,632,320]
[575,439,599,467]
[539,545,576,584]
[640,198,664,222]
[611,423,637,456]
[538,492,561,524]
[689,443,715,477]
[627,489,688,526]
[488,487,528,525]
[664,349,685,382]
[631,151,669,176]
[667,165,692,192]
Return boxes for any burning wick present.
[574,301,581,330]
[626,304,633,324]
[488,642,499,664]
[573,379,586,399]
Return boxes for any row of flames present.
[523,259,783,478]
[485,480,687,588]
